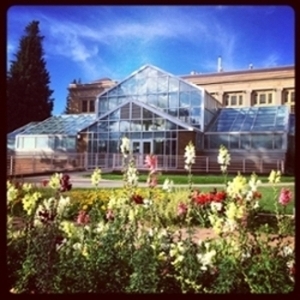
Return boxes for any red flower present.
[41,180,49,187]
[253,191,262,199]
[131,193,144,204]
[213,191,227,202]
[60,174,72,192]
[279,188,293,206]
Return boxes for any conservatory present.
[81,64,222,169]
[7,114,96,175]
[7,64,294,173]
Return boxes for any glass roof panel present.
[20,114,96,135]
[206,106,289,133]
[7,122,38,138]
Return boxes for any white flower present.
[218,145,231,172]
[127,165,138,186]
[143,198,152,208]
[184,141,195,168]
[283,246,294,257]
[72,242,82,251]
[197,249,216,270]
[120,136,130,157]
[253,201,259,209]
[91,168,101,187]
[210,201,223,212]
[248,173,262,192]
[162,178,174,193]
[57,195,70,216]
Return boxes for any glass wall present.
[204,106,289,151]
[16,135,77,151]
[96,65,220,132]
[204,133,286,150]
[84,101,188,156]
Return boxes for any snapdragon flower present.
[197,249,217,271]
[126,165,139,186]
[184,141,195,170]
[248,173,262,192]
[226,173,248,199]
[91,168,101,187]
[22,191,42,216]
[162,178,174,193]
[210,201,223,212]
[120,136,130,157]
[7,181,18,204]
[57,195,70,216]
[279,188,293,206]
[49,173,62,190]
[218,144,231,172]
[22,182,32,193]
[268,170,281,184]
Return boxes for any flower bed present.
[7,139,295,293]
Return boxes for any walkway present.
[19,171,295,189]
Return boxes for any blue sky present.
[7,5,295,115]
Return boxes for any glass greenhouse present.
[13,114,95,152]
[204,106,289,150]
[82,65,222,159]
[8,64,294,172]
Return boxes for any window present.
[259,94,266,104]
[224,92,244,107]
[253,90,274,106]
[283,89,295,114]
[268,93,273,104]
[231,95,237,106]
[82,100,88,112]
[89,100,95,112]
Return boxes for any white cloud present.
[262,53,280,67]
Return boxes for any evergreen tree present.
[7,20,54,133]
[64,94,72,114]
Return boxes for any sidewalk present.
[21,172,295,189]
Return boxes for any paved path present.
[19,171,295,189]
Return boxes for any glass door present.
[131,139,153,167]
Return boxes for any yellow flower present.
[227,173,248,199]
[268,170,281,184]
[82,205,88,211]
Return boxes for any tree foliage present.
[7,20,54,133]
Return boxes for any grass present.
[35,185,294,215]
[82,173,295,184]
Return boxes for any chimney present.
[218,56,223,72]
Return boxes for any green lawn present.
[37,185,294,215]
[83,173,295,185]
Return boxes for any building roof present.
[19,114,96,135]
[181,65,295,79]
[206,105,289,133]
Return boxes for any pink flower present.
[106,209,114,221]
[77,210,90,225]
[279,188,293,206]
[177,202,188,217]
[145,154,157,171]
[147,175,158,188]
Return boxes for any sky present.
[6,5,295,115]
